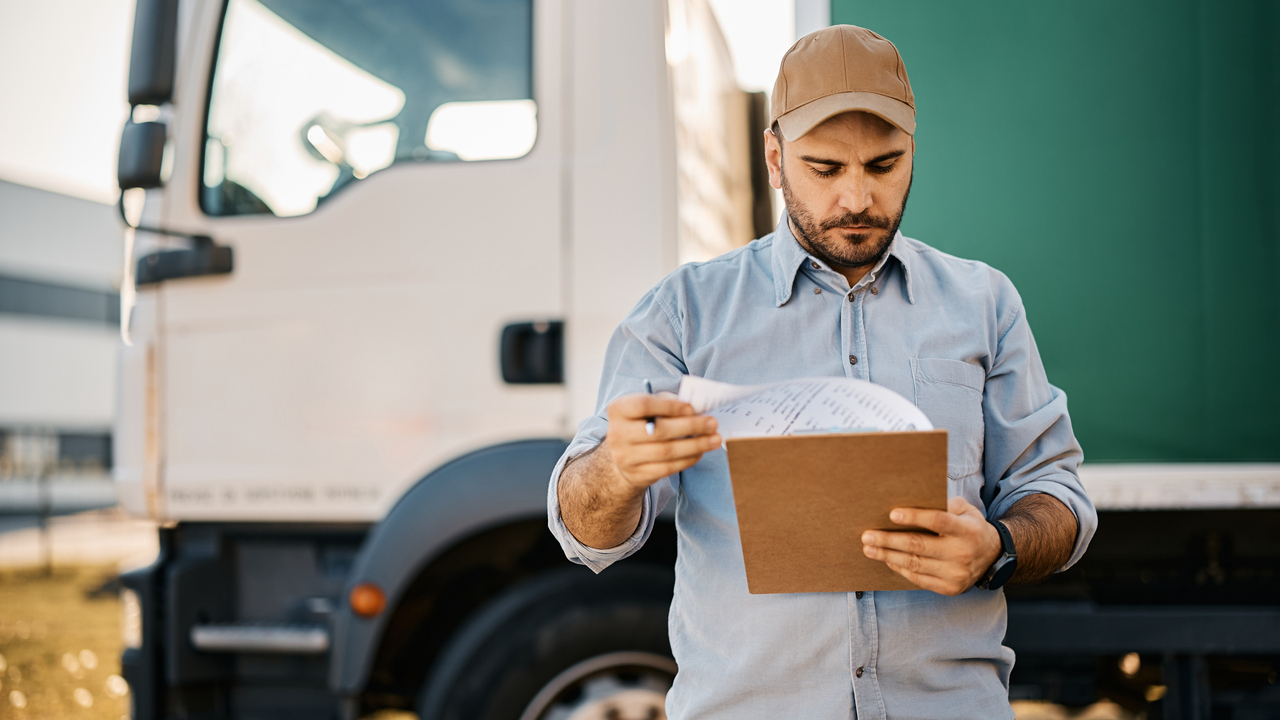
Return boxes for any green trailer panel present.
[829,0,1279,462]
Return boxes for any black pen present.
[644,380,656,437]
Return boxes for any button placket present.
[851,290,869,381]
[851,590,885,719]
[839,281,855,379]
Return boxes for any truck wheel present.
[417,565,676,720]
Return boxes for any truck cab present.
[114,0,770,718]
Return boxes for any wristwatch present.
[977,520,1017,590]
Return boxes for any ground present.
[0,565,129,720]
[0,511,1139,720]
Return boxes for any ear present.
[764,127,783,191]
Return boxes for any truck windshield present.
[201,0,534,218]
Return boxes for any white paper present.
[678,375,933,438]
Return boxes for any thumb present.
[947,495,976,516]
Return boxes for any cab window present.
[202,0,535,217]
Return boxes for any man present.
[547,25,1096,719]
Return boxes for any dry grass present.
[0,566,129,720]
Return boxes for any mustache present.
[818,211,895,232]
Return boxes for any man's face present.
[765,111,914,273]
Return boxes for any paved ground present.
[0,508,158,570]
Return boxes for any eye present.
[810,165,839,178]
[868,162,895,175]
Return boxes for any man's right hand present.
[603,393,721,490]
[558,392,720,549]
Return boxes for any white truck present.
[114,0,1280,718]
[114,0,769,718]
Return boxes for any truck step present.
[189,623,330,654]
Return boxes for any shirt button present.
[856,666,864,678]
[870,287,879,295]
[856,591,863,599]
[849,355,857,365]
[847,292,855,302]
[813,287,821,294]
[811,261,820,269]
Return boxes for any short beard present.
[782,166,913,272]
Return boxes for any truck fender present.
[328,438,569,695]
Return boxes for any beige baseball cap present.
[771,25,915,140]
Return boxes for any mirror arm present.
[117,195,206,239]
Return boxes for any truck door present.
[149,0,567,521]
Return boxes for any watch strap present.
[992,520,1016,558]
[978,520,1018,590]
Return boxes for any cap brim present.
[776,91,916,139]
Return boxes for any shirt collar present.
[771,217,915,306]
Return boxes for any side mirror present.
[118,120,167,190]
[127,0,179,105]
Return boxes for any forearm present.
[558,441,647,550]
[999,493,1078,584]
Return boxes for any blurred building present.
[0,179,121,510]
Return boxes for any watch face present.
[989,556,1017,590]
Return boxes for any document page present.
[678,375,933,438]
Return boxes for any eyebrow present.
[799,149,907,167]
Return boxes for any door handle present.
[500,321,564,384]
[136,236,233,286]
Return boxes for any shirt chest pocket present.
[911,358,985,481]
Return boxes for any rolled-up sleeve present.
[547,288,686,573]
[982,288,1097,571]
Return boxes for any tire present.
[417,564,676,720]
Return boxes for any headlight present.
[120,588,142,650]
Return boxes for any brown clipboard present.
[725,429,948,594]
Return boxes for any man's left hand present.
[862,497,1001,596]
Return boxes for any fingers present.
[605,431,721,489]
[603,392,723,490]
[608,393,697,422]
[889,507,958,535]
[863,544,950,579]
[863,529,941,559]
[863,505,1002,595]
[620,434,721,465]
[607,393,719,441]
[866,541,975,596]
[888,505,965,535]
[619,414,718,443]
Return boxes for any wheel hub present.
[519,651,676,720]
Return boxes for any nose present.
[836,170,874,215]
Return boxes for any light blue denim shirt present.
[547,220,1096,720]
